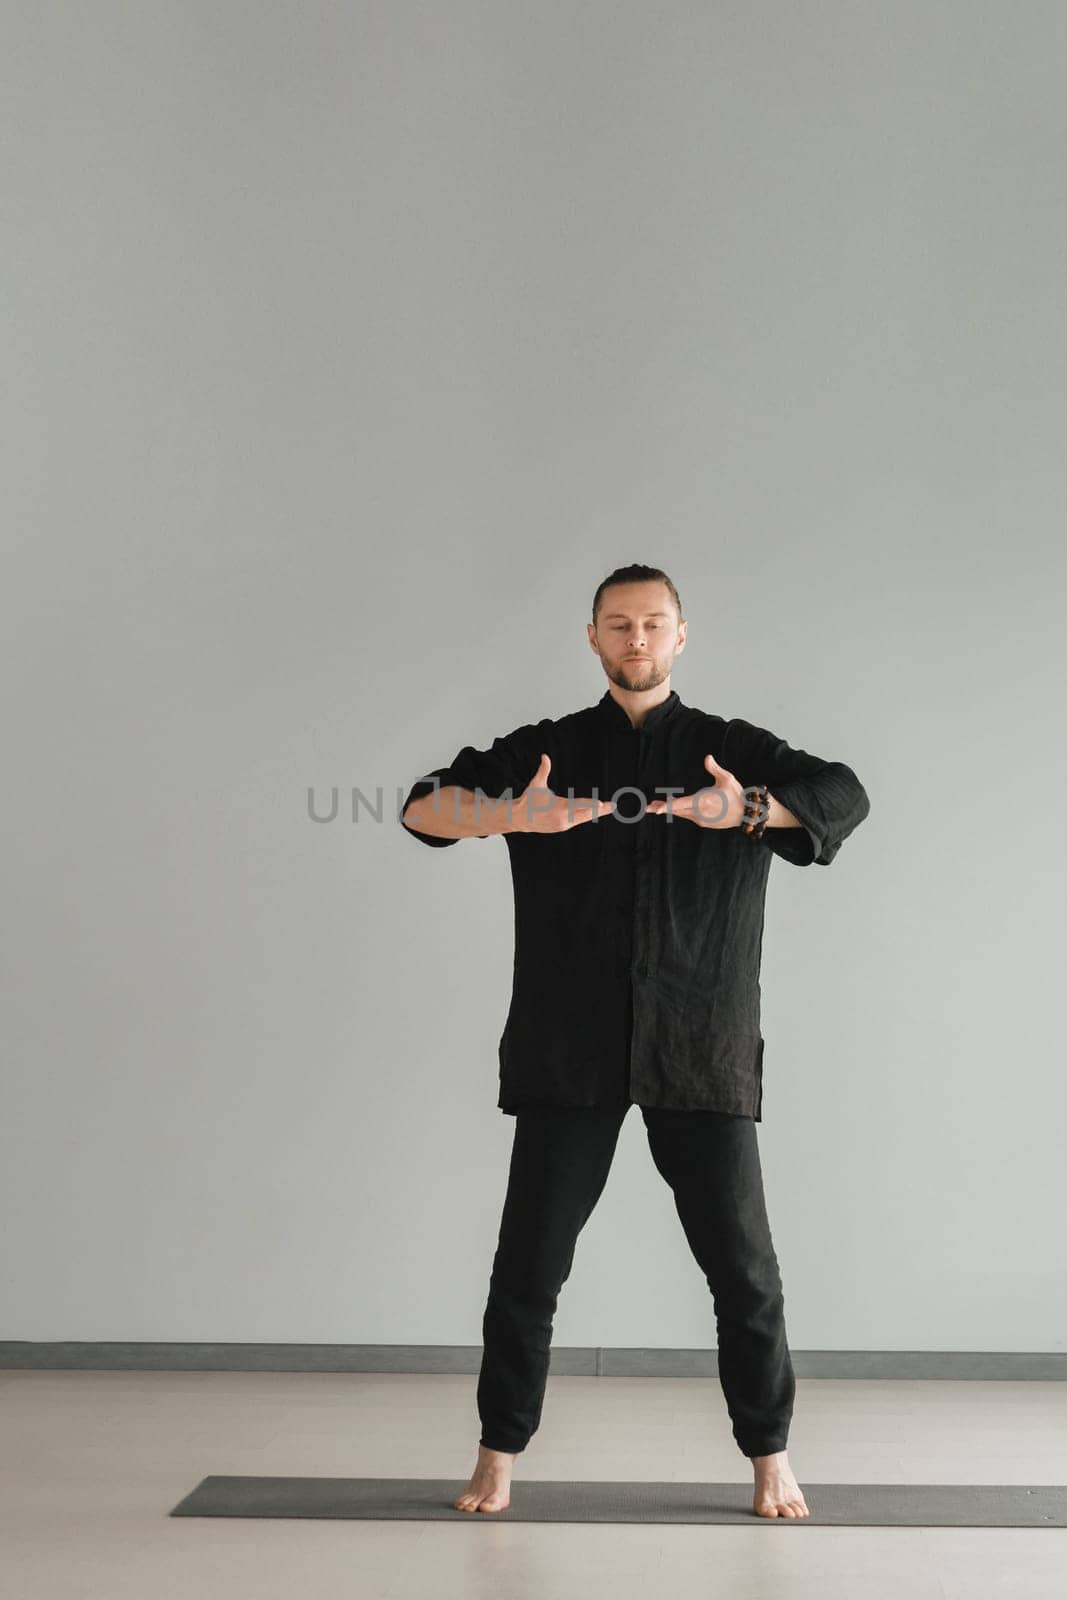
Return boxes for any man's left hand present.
[646,752,765,830]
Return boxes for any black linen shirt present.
[400,689,870,1120]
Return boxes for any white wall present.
[3,1,1064,1354]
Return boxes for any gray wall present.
[3,2,1064,1354]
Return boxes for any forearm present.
[402,784,521,839]
[765,792,802,828]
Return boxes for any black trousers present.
[476,1103,795,1459]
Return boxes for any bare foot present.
[453,1443,517,1513]
[751,1449,809,1518]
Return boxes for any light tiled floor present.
[1,1370,1065,1599]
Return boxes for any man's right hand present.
[516,753,614,833]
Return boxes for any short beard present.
[609,658,667,692]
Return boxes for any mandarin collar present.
[597,687,681,732]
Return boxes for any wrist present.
[739,782,770,839]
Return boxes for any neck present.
[605,681,672,730]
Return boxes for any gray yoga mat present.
[170,1476,1067,1526]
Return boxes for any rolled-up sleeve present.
[400,720,547,847]
[722,716,871,867]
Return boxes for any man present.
[400,563,870,1518]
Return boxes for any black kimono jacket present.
[400,688,870,1120]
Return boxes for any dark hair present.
[591,564,683,626]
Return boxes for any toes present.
[754,1485,809,1519]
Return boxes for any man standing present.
[400,563,870,1518]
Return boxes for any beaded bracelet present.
[741,782,769,840]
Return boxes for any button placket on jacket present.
[626,731,648,989]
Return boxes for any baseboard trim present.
[1,1344,1064,1379]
